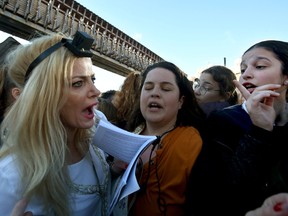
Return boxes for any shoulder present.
[164,127,203,158]
[0,155,22,212]
[0,154,19,176]
[200,101,231,116]
[169,126,202,143]
[208,104,251,127]
[0,155,21,188]
[174,126,201,135]
[210,104,244,118]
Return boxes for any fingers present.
[253,91,279,106]
[10,199,33,216]
[233,80,281,103]
[233,80,250,100]
[263,193,288,207]
[263,96,274,106]
[111,159,128,174]
[245,193,288,216]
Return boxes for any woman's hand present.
[233,80,280,131]
[245,193,288,216]
[11,199,33,216]
[110,159,128,175]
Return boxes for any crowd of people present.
[0,31,287,216]
[187,40,288,216]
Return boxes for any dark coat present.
[199,101,231,117]
[186,104,288,216]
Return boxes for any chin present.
[81,121,95,129]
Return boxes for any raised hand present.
[233,80,281,131]
[245,193,288,216]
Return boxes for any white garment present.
[0,145,111,216]
[242,101,248,113]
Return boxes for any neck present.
[66,128,84,164]
[143,122,176,137]
[275,102,288,126]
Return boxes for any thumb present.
[11,199,33,216]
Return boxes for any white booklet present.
[92,118,157,215]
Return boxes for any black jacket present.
[186,104,288,216]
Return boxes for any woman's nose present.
[90,84,101,98]
[194,87,201,95]
[241,67,253,80]
[151,87,160,97]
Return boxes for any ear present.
[11,87,21,100]
[178,95,185,109]
[225,91,232,100]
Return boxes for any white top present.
[0,145,111,216]
[242,101,248,113]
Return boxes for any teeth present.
[244,84,254,88]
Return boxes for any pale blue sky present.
[2,0,288,92]
[77,0,288,79]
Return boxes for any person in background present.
[98,72,141,129]
[0,36,21,125]
[186,40,288,216]
[127,61,206,216]
[0,31,126,216]
[112,71,142,129]
[193,65,239,116]
[97,97,118,125]
[100,89,117,101]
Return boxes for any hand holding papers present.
[92,118,157,214]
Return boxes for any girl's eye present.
[240,68,246,74]
[256,65,266,69]
[144,84,153,90]
[72,80,83,87]
[91,77,96,83]
[144,87,152,90]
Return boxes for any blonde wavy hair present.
[0,33,93,215]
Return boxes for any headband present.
[25,31,94,82]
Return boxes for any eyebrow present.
[144,81,174,85]
[199,80,214,86]
[72,74,95,79]
[256,56,272,62]
[241,56,272,66]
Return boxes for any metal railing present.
[0,0,164,76]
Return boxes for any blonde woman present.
[0,32,121,216]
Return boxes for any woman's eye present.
[144,84,153,90]
[256,65,266,69]
[72,80,83,87]
[91,77,96,83]
[144,87,152,90]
